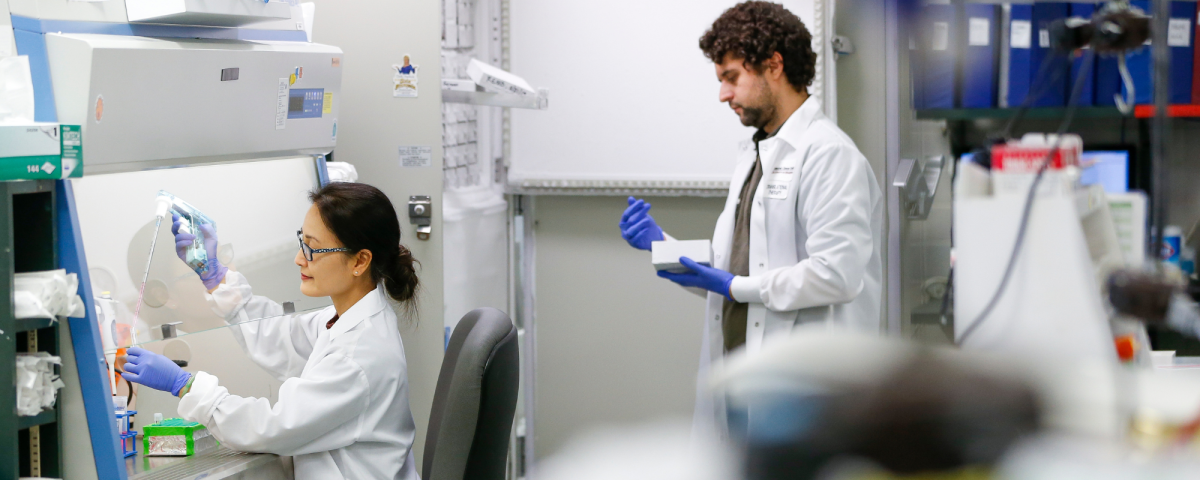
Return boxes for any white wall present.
[508,0,823,187]
[531,195,725,459]
[308,0,446,467]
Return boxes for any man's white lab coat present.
[691,98,884,437]
[177,271,421,480]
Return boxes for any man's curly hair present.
[699,1,816,93]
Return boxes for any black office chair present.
[423,308,520,480]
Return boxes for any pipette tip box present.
[142,418,219,456]
[651,240,713,273]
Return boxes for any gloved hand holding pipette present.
[172,214,227,291]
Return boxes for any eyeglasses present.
[297,230,351,261]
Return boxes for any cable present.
[939,53,1068,332]
[958,49,1097,345]
[1000,51,1071,141]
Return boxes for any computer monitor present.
[958,149,1132,195]
[1079,150,1131,194]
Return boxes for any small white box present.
[1152,350,1176,368]
[467,59,536,97]
[0,123,61,158]
[651,240,713,273]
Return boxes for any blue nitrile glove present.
[172,214,228,290]
[121,347,192,396]
[619,196,664,251]
[657,257,735,301]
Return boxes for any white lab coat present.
[177,271,420,480]
[690,98,884,438]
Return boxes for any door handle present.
[408,195,432,240]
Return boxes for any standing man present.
[618,1,883,435]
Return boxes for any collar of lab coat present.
[327,285,387,340]
[764,95,821,150]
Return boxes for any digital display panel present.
[287,88,324,119]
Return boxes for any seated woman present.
[122,182,422,480]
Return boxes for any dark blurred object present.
[1092,4,1151,53]
[738,354,1041,480]
[1048,4,1150,54]
[1049,17,1094,52]
[1107,270,1175,325]
[1109,270,1200,353]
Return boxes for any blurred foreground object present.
[535,420,735,480]
[712,332,1200,479]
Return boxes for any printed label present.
[60,125,82,178]
[765,161,796,200]
[968,17,990,46]
[399,146,433,167]
[275,78,289,130]
[1169,18,1191,47]
[932,22,950,51]
[1011,20,1032,49]
[323,92,333,114]
[1039,29,1050,48]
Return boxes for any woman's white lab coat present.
[177,271,420,480]
[690,99,884,438]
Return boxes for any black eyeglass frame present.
[297,229,351,261]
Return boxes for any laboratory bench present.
[127,444,292,480]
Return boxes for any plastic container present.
[155,191,217,276]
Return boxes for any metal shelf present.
[1133,105,1200,118]
[18,409,57,430]
[917,105,1200,121]
[915,107,1125,121]
[14,318,56,333]
[442,88,549,110]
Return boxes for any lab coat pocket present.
[765,160,797,200]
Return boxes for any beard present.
[731,79,777,130]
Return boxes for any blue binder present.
[918,3,957,109]
[1007,4,1034,107]
[1095,54,1122,106]
[1030,3,1070,107]
[960,3,998,108]
[1068,3,1096,105]
[1124,1,1196,105]
[1124,42,1152,105]
[1171,1,1195,104]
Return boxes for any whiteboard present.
[509,0,833,195]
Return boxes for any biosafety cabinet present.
[44,34,341,172]
[6,1,347,478]
[9,0,300,28]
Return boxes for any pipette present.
[131,197,173,343]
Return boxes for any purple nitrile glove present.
[619,196,664,251]
[657,256,735,301]
[121,347,191,396]
[172,214,228,290]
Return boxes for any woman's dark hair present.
[699,1,817,93]
[309,182,420,314]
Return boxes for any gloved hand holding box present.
[651,240,713,273]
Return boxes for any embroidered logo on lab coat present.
[766,161,796,199]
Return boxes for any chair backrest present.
[423,308,519,480]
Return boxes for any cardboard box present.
[0,124,82,180]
